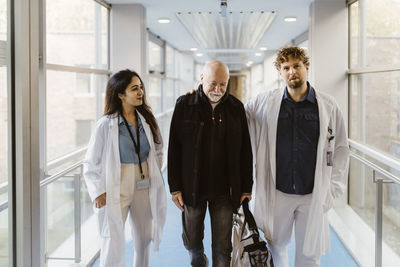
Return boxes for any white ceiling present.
[107,0,314,68]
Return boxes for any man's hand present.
[240,194,252,204]
[95,193,106,208]
[172,192,184,211]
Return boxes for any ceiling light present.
[196,53,204,57]
[260,47,268,51]
[190,47,198,51]
[284,16,297,22]
[255,53,262,56]
[158,17,171,24]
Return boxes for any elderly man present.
[246,47,350,267]
[168,60,253,267]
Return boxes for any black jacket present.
[167,87,253,211]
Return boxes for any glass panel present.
[0,209,8,266]
[46,176,76,258]
[46,70,108,163]
[349,0,400,68]
[349,2,359,68]
[383,182,400,257]
[147,76,162,115]
[0,0,8,265]
[349,72,400,159]
[164,79,175,111]
[349,156,400,258]
[46,0,109,69]
[348,157,376,247]
[165,45,175,78]
[149,41,163,73]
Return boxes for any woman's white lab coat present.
[83,112,167,251]
[245,87,349,259]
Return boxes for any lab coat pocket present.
[97,206,111,237]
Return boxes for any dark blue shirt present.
[118,114,150,164]
[276,83,320,195]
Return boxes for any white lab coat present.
[245,87,349,259]
[83,112,167,251]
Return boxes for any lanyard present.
[121,112,145,179]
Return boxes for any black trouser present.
[182,195,233,267]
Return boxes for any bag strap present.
[242,198,258,231]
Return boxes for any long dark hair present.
[104,69,160,144]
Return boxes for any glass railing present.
[349,143,400,267]
[0,110,174,266]
[0,200,8,266]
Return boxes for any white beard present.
[206,92,223,103]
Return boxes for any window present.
[46,0,108,68]
[348,0,400,257]
[147,76,162,115]
[149,40,164,74]
[75,120,93,147]
[0,0,9,265]
[46,0,110,165]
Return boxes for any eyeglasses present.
[204,80,228,89]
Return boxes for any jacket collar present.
[188,84,232,107]
[283,82,316,104]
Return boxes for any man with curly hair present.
[246,47,350,267]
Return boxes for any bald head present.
[201,61,230,103]
[202,60,230,79]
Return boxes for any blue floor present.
[92,173,359,267]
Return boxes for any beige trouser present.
[270,190,320,267]
[100,162,153,267]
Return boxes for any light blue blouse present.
[118,114,150,164]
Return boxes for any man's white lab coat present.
[245,87,349,258]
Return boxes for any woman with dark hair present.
[83,69,167,267]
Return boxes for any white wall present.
[111,4,147,78]
[309,0,348,206]
[309,0,348,126]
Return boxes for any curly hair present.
[274,46,309,70]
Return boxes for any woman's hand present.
[95,193,107,208]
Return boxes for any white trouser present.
[270,190,320,267]
[100,162,153,267]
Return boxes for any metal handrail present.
[40,160,84,187]
[349,150,400,267]
[350,151,400,184]
[349,139,400,173]
[0,200,8,213]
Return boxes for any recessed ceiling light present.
[260,47,268,51]
[255,53,262,56]
[158,17,171,24]
[196,53,203,57]
[190,47,198,51]
[284,16,297,22]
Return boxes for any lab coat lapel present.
[267,88,285,185]
[109,115,121,173]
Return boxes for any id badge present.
[136,177,150,190]
[327,150,333,166]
